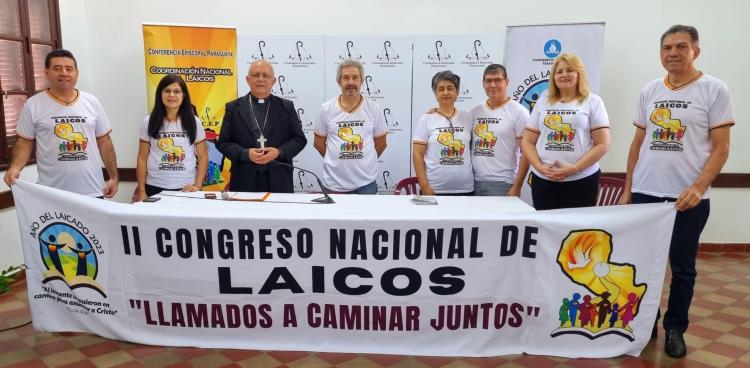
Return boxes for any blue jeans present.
[337,181,378,195]
[474,180,513,196]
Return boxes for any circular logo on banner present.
[38,222,105,296]
[544,39,562,58]
[520,80,549,112]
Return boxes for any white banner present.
[237,35,326,192]
[504,23,606,204]
[14,180,676,358]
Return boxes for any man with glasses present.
[469,64,530,196]
[4,49,119,198]
[217,60,307,192]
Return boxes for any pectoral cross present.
[257,134,267,149]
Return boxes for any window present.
[0,0,61,168]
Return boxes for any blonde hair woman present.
[520,53,611,209]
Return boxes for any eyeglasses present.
[249,73,274,80]
[162,89,184,95]
[483,78,506,85]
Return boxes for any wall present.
[1,0,747,268]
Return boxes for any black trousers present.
[253,171,271,192]
[145,183,181,197]
[435,191,474,196]
[632,192,710,333]
[529,170,600,210]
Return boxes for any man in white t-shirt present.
[621,25,734,359]
[470,64,530,196]
[4,49,118,198]
[314,59,387,194]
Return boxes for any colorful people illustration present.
[72,242,93,277]
[559,298,570,326]
[473,122,497,149]
[619,292,639,329]
[568,293,581,327]
[542,114,576,143]
[337,127,363,152]
[40,234,65,275]
[157,137,186,163]
[54,122,87,147]
[650,107,685,141]
[579,294,594,327]
[597,291,613,328]
[437,131,465,158]
[609,303,620,328]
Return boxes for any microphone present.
[271,160,335,204]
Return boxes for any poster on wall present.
[505,22,605,112]
[236,35,325,193]
[413,34,505,116]
[142,23,238,191]
[324,36,413,193]
[504,22,606,205]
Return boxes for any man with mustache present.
[313,59,387,194]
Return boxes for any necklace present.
[47,88,79,106]
[666,71,703,90]
[487,97,510,110]
[436,107,457,128]
[249,97,272,149]
[165,111,179,123]
[338,95,363,113]
[558,96,577,103]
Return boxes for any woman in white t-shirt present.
[520,53,611,210]
[412,71,474,195]
[132,74,208,202]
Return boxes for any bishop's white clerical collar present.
[250,94,268,104]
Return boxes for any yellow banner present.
[142,24,237,190]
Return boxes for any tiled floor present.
[1,251,749,368]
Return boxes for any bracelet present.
[572,163,580,173]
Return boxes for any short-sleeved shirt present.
[526,91,609,181]
[139,116,206,189]
[314,97,387,191]
[632,74,735,198]
[413,111,474,194]
[16,90,112,197]
[470,99,529,183]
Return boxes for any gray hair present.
[431,70,460,92]
[661,25,699,45]
[336,59,364,83]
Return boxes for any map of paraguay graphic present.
[552,230,646,341]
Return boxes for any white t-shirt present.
[632,74,735,198]
[314,97,387,191]
[413,111,474,194]
[470,99,529,183]
[16,90,112,197]
[139,116,206,189]
[526,91,609,181]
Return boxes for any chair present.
[597,176,626,206]
[394,177,420,195]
